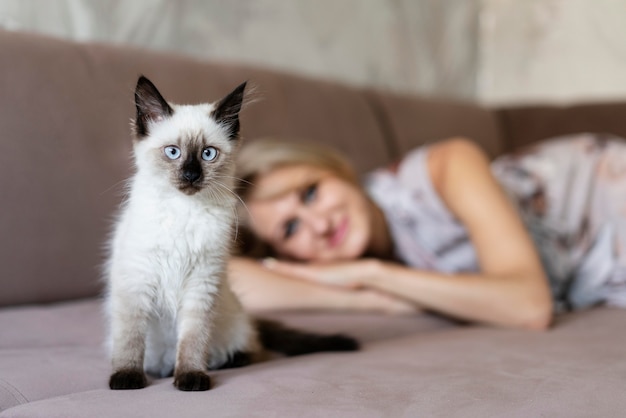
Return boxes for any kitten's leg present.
[173,280,216,391]
[108,292,150,390]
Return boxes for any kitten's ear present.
[134,76,173,138]
[211,81,247,140]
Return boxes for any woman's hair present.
[235,137,359,201]
[234,137,359,257]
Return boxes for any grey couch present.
[1,29,626,417]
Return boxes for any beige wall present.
[1,0,625,105]
[479,0,626,105]
[0,0,479,99]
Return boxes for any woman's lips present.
[329,217,349,248]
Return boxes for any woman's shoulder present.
[390,138,486,193]
[365,137,488,202]
[366,143,431,188]
[365,140,470,219]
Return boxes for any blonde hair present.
[235,138,359,201]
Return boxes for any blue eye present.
[164,146,181,160]
[284,218,299,240]
[301,183,317,204]
[202,147,218,161]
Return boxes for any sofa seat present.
[1,299,625,417]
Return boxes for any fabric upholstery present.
[366,90,504,159]
[0,30,390,307]
[496,102,626,151]
[1,300,625,417]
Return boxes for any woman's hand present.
[229,257,419,315]
[261,257,381,289]
[260,258,420,315]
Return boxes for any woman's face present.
[246,165,373,262]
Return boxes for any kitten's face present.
[132,76,246,197]
[136,104,236,196]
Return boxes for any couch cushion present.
[87,39,394,175]
[366,90,504,158]
[0,297,452,412]
[0,30,391,307]
[0,346,109,412]
[237,73,394,175]
[0,30,133,306]
[0,298,449,350]
[0,299,104,349]
[2,308,625,418]
[496,102,626,151]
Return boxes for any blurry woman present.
[228,134,626,329]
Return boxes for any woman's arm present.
[261,257,550,329]
[421,138,552,329]
[263,139,553,329]
[363,260,551,329]
[228,257,418,315]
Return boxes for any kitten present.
[105,76,357,391]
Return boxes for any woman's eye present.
[202,147,219,161]
[301,183,317,204]
[164,146,181,160]
[284,218,299,240]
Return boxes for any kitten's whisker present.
[213,175,254,187]
[213,180,252,220]
[211,177,255,244]
[212,181,245,242]
[100,178,131,197]
[204,187,237,240]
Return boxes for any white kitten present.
[105,76,357,391]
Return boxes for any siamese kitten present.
[106,76,357,392]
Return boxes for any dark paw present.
[174,370,211,391]
[109,368,148,390]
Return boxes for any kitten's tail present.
[255,318,359,356]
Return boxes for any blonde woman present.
[228,134,626,329]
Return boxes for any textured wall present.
[0,0,479,99]
[479,0,626,105]
[1,0,625,104]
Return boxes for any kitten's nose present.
[182,169,202,184]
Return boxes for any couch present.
[1,29,626,418]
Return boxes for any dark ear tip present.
[236,81,248,93]
[136,75,152,89]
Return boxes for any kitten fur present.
[105,76,357,391]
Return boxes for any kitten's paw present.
[174,370,211,391]
[109,368,148,390]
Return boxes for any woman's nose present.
[303,211,331,236]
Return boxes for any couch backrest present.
[1,31,133,305]
[0,30,398,306]
[496,103,626,152]
[367,90,504,158]
[4,30,624,307]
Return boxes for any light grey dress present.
[364,133,626,312]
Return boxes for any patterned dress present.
[364,133,626,312]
